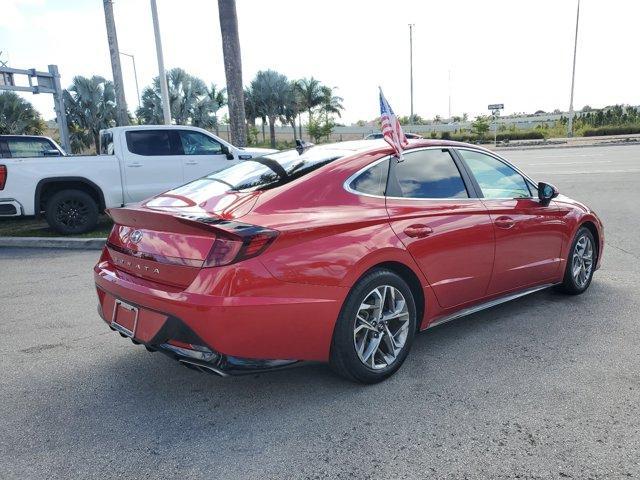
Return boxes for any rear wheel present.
[557,226,596,295]
[330,269,416,384]
[45,189,99,235]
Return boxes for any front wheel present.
[329,269,417,384]
[556,226,597,295]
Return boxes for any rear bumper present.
[0,199,23,217]
[94,258,347,365]
[98,297,301,376]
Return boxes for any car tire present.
[556,226,597,295]
[45,189,99,235]
[329,269,417,384]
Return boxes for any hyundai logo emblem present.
[130,230,143,244]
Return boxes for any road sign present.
[488,104,504,110]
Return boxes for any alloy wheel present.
[572,234,594,288]
[353,285,410,370]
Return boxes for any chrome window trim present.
[343,146,479,201]
[343,145,541,202]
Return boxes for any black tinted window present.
[349,159,389,196]
[126,130,172,156]
[390,149,468,198]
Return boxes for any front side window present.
[179,131,223,155]
[458,149,531,199]
[5,137,56,158]
[126,130,173,156]
[100,131,114,155]
[388,149,468,199]
[349,159,389,196]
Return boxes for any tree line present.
[0,68,343,153]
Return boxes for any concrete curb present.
[0,236,106,250]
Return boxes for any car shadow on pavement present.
[9,277,630,477]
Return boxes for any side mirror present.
[538,182,559,204]
[43,149,62,157]
[220,145,235,160]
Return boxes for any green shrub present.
[496,131,544,141]
[440,131,451,140]
[583,125,640,136]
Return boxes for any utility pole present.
[120,52,140,108]
[567,0,580,137]
[150,0,171,125]
[103,0,129,126]
[408,24,415,123]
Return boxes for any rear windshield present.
[170,147,348,197]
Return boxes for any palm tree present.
[137,68,210,126]
[0,92,45,135]
[280,81,301,141]
[296,77,324,137]
[218,0,247,146]
[64,75,117,153]
[319,85,344,121]
[250,70,290,148]
[192,83,227,132]
[206,84,227,135]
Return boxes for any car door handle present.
[184,161,198,165]
[404,224,433,238]
[127,163,142,168]
[495,216,515,229]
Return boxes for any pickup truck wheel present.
[45,189,99,235]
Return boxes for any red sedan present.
[94,140,604,383]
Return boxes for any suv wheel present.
[45,189,99,235]
[330,269,417,384]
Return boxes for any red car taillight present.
[0,165,6,190]
[203,228,277,268]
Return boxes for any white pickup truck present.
[0,125,276,234]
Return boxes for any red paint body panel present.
[481,198,566,295]
[386,198,495,309]
[94,140,605,365]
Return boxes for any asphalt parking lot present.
[1,144,639,479]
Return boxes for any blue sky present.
[1,0,638,123]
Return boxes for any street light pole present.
[409,24,414,123]
[567,0,580,137]
[119,52,140,108]
[150,0,171,125]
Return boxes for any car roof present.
[307,138,490,157]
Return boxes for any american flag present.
[379,88,408,159]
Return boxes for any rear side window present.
[458,149,531,199]
[349,159,389,196]
[4,137,57,158]
[388,149,468,199]
[126,130,174,156]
